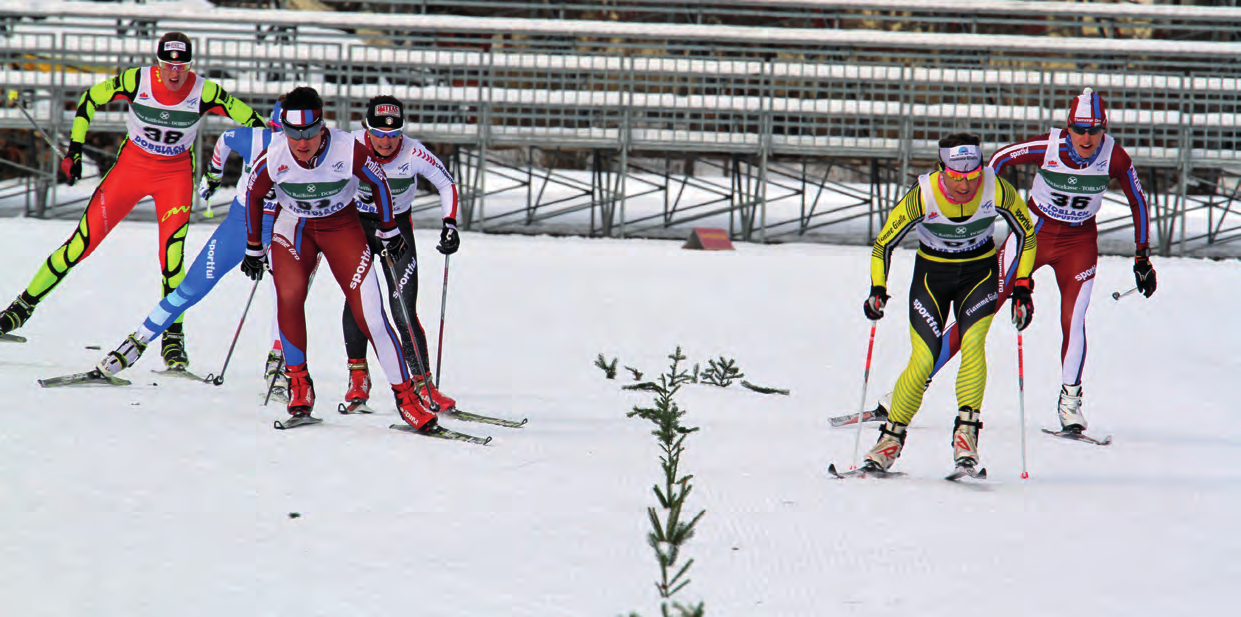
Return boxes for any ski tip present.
[0,333,28,343]
[273,420,286,430]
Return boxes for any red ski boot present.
[413,373,456,412]
[344,358,371,403]
[394,379,437,430]
[285,363,316,415]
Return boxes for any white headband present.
[939,145,982,173]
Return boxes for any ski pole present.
[205,277,261,386]
[5,90,66,158]
[382,248,441,412]
[434,254,451,386]
[850,321,879,470]
[1111,286,1139,301]
[1016,331,1029,480]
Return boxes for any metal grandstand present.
[2,0,1240,257]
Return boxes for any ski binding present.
[827,462,905,479]
[1042,428,1112,446]
[274,413,324,430]
[338,399,375,414]
[39,369,131,388]
[152,367,208,382]
[945,462,988,482]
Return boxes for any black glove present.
[198,165,223,201]
[377,227,407,261]
[862,285,889,321]
[240,243,267,281]
[1010,278,1034,331]
[437,218,460,255]
[60,142,82,186]
[1134,249,1157,298]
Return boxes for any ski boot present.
[952,406,983,467]
[161,326,189,370]
[0,293,35,334]
[1057,384,1086,432]
[863,420,908,472]
[285,363,316,415]
[97,332,149,376]
[413,372,456,412]
[345,358,372,404]
[394,378,437,430]
[264,350,289,398]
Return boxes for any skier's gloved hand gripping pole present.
[1114,250,1156,301]
[850,285,886,470]
[198,164,224,218]
[241,243,268,281]
[1133,247,1157,298]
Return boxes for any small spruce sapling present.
[626,347,706,617]
[699,356,743,387]
[595,353,619,379]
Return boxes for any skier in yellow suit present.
[859,132,1038,475]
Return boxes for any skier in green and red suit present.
[0,32,266,370]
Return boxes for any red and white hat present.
[1067,88,1107,128]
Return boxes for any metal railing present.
[2,2,1239,256]
[226,0,1241,40]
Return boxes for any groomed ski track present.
[1,218,1237,616]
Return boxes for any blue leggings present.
[137,201,273,343]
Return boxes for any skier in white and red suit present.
[985,88,1157,433]
[239,86,437,430]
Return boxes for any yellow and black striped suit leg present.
[888,255,998,425]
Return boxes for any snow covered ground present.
[0,216,1237,616]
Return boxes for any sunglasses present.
[1069,125,1105,136]
[368,127,402,139]
[283,120,323,141]
[158,61,192,73]
[942,165,982,181]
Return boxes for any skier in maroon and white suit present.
[239,86,437,430]
[987,87,1157,432]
